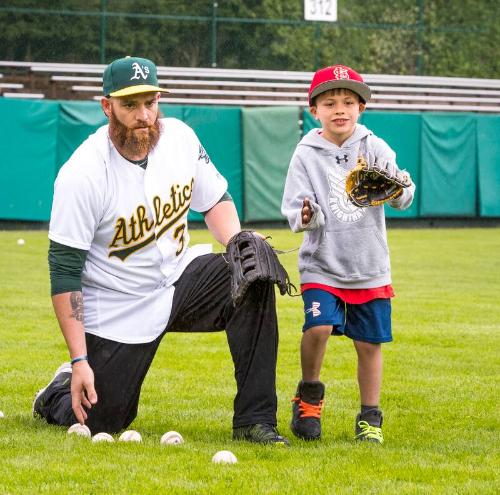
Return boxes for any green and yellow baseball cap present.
[102,56,169,97]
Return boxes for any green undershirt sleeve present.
[201,190,233,217]
[48,240,89,296]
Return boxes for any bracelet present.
[70,355,88,365]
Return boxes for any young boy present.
[281,65,415,443]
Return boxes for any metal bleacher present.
[0,60,499,112]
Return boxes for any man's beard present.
[109,110,162,157]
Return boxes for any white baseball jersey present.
[49,118,228,343]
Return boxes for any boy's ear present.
[359,102,366,113]
[310,106,319,120]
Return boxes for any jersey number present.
[174,223,186,256]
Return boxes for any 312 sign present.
[304,0,337,22]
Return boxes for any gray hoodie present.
[281,124,415,289]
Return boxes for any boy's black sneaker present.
[290,380,325,440]
[354,408,384,444]
[32,362,72,419]
[233,423,290,446]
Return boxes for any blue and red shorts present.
[302,288,392,343]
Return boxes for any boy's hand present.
[302,197,312,225]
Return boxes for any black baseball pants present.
[38,253,279,434]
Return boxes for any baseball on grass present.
[17,238,25,246]
[119,430,142,442]
[212,450,238,464]
[160,431,184,445]
[0,411,4,418]
[92,432,114,443]
[67,423,91,437]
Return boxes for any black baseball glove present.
[345,155,412,207]
[226,231,294,306]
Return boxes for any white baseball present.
[212,450,238,464]
[119,430,142,442]
[160,431,184,445]
[17,238,25,246]
[67,423,91,437]
[92,432,114,443]
[0,411,4,418]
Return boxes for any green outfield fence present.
[0,99,499,222]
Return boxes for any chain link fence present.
[0,1,498,77]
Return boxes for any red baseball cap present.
[308,65,371,105]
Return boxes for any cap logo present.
[130,62,150,81]
[333,66,350,80]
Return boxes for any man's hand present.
[70,360,98,424]
[302,197,313,226]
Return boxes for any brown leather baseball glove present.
[345,155,412,207]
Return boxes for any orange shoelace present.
[292,396,324,418]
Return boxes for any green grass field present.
[0,228,499,494]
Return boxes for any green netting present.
[0,99,59,221]
[242,107,301,222]
[477,116,500,217]
[420,114,477,217]
[360,112,421,218]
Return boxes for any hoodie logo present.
[305,301,321,317]
[328,167,366,223]
[335,154,348,164]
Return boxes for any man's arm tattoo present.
[70,292,84,322]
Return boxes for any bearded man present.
[33,56,288,445]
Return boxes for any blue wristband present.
[71,355,88,365]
